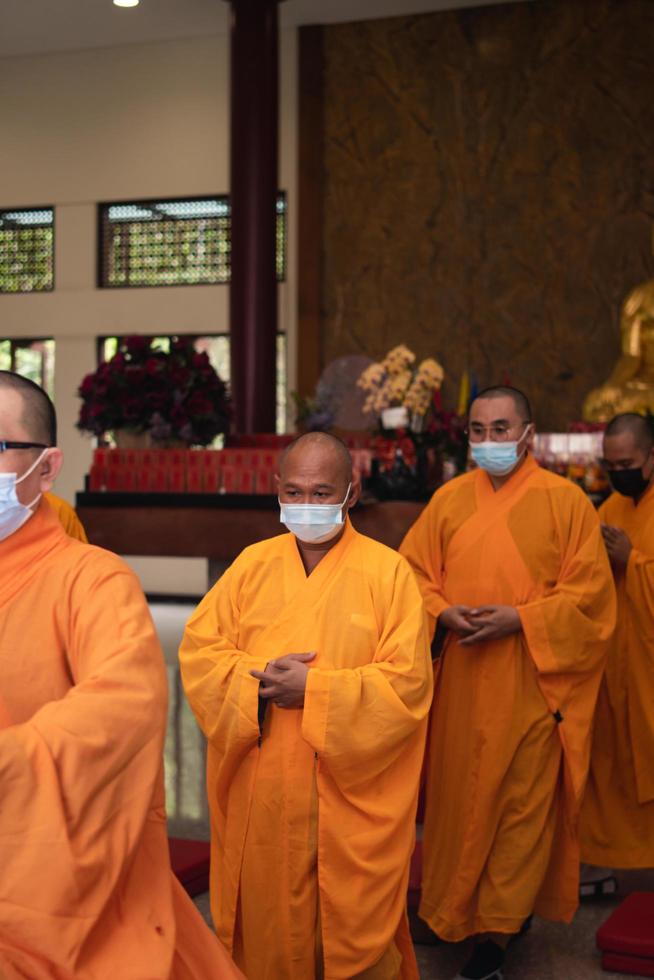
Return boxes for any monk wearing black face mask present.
[580,412,654,883]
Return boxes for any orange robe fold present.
[581,483,654,867]
[0,502,241,980]
[180,519,433,980]
[45,491,88,542]
[400,456,615,940]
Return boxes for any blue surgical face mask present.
[470,427,530,477]
[279,483,351,544]
[0,449,48,542]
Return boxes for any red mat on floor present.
[601,952,654,977]
[168,837,210,897]
[597,892,654,974]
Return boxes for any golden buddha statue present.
[583,277,654,421]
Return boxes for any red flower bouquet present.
[77,335,231,446]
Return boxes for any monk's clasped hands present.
[440,604,522,646]
[250,651,316,708]
[601,523,632,568]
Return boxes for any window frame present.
[0,205,55,294]
[0,336,56,398]
[97,193,287,290]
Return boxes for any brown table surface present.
[76,493,425,560]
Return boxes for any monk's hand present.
[601,524,632,568]
[439,605,479,637]
[459,605,522,646]
[250,652,316,708]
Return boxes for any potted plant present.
[77,335,231,446]
[357,344,445,432]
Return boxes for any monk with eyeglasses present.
[0,371,242,980]
[400,385,615,980]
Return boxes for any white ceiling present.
[0,0,529,59]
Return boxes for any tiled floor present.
[152,601,654,979]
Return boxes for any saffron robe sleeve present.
[0,505,241,979]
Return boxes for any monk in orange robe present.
[180,432,433,980]
[0,369,242,979]
[580,413,654,876]
[45,490,88,541]
[400,385,615,980]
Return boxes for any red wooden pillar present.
[227,0,280,433]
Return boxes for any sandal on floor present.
[579,876,618,899]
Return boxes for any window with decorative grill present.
[0,207,54,293]
[98,194,287,288]
[0,338,55,398]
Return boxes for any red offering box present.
[187,468,203,493]
[255,469,274,494]
[221,467,236,493]
[597,893,654,961]
[136,467,152,492]
[204,469,220,494]
[237,470,254,494]
[168,467,185,492]
[152,468,168,492]
[201,450,220,470]
[89,465,107,491]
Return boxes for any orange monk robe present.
[179,519,433,980]
[0,501,242,980]
[400,455,616,940]
[45,491,88,542]
[581,482,654,867]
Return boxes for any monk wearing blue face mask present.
[400,385,616,980]
[180,431,433,980]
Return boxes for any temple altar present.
[75,492,424,588]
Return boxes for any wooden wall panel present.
[319,0,654,429]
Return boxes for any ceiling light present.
[113,0,139,7]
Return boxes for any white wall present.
[0,29,298,594]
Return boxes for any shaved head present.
[0,371,56,445]
[605,412,654,453]
[470,385,532,423]
[472,385,532,422]
[280,432,353,487]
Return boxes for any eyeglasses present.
[0,441,49,453]
[465,422,531,443]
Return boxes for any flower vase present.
[113,429,151,450]
[381,406,409,430]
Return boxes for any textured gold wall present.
[321,0,654,429]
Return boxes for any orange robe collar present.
[0,499,68,609]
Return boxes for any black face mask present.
[608,467,650,500]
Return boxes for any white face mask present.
[0,449,48,542]
[279,483,351,544]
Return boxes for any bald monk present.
[0,370,242,980]
[180,431,433,980]
[45,491,88,541]
[580,413,654,878]
[400,385,615,980]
